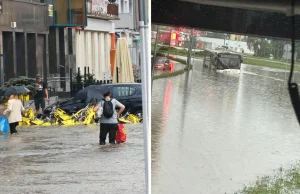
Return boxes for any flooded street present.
[154,60,186,76]
[152,59,300,193]
[0,124,145,194]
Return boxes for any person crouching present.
[94,90,125,145]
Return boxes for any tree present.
[247,37,260,56]
[247,37,274,58]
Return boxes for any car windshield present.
[219,57,240,67]
[156,59,165,64]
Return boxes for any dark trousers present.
[99,123,118,144]
[34,97,46,111]
[9,122,18,134]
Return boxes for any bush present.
[0,76,36,93]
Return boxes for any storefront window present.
[53,0,86,26]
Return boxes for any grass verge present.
[153,66,193,80]
[152,45,204,57]
[243,58,300,71]
[156,52,187,65]
[234,162,300,194]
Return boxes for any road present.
[152,59,300,193]
[0,124,145,194]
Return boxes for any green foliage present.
[155,52,188,65]
[235,162,300,194]
[72,72,83,84]
[0,76,36,94]
[153,67,193,80]
[152,45,204,58]
[246,36,300,60]
[84,73,95,85]
[243,57,300,71]
[72,71,96,85]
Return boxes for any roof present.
[204,49,242,56]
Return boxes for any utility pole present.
[138,1,150,194]
[167,26,172,56]
[187,30,194,69]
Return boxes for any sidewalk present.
[23,96,59,108]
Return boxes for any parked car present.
[44,83,143,118]
[155,57,174,71]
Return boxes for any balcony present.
[87,1,119,20]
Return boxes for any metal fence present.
[46,66,142,98]
[70,67,113,97]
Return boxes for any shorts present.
[34,98,45,110]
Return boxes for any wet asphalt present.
[0,124,145,194]
[152,58,300,193]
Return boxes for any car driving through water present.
[203,49,243,73]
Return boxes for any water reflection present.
[152,61,300,194]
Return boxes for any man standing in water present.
[34,74,48,114]
[94,90,125,145]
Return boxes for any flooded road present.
[152,60,300,194]
[154,60,185,76]
[0,124,145,194]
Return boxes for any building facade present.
[0,0,51,86]
[47,0,119,94]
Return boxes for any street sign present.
[48,4,53,17]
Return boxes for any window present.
[112,86,136,97]
[129,0,133,14]
[53,0,87,26]
[120,0,124,13]
[124,0,129,13]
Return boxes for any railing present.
[87,1,119,20]
[70,67,113,97]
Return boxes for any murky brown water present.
[0,124,145,194]
[152,59,300,194]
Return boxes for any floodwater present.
[0,124,145,194]
[154,60,185,76]
[152,59,300,194]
